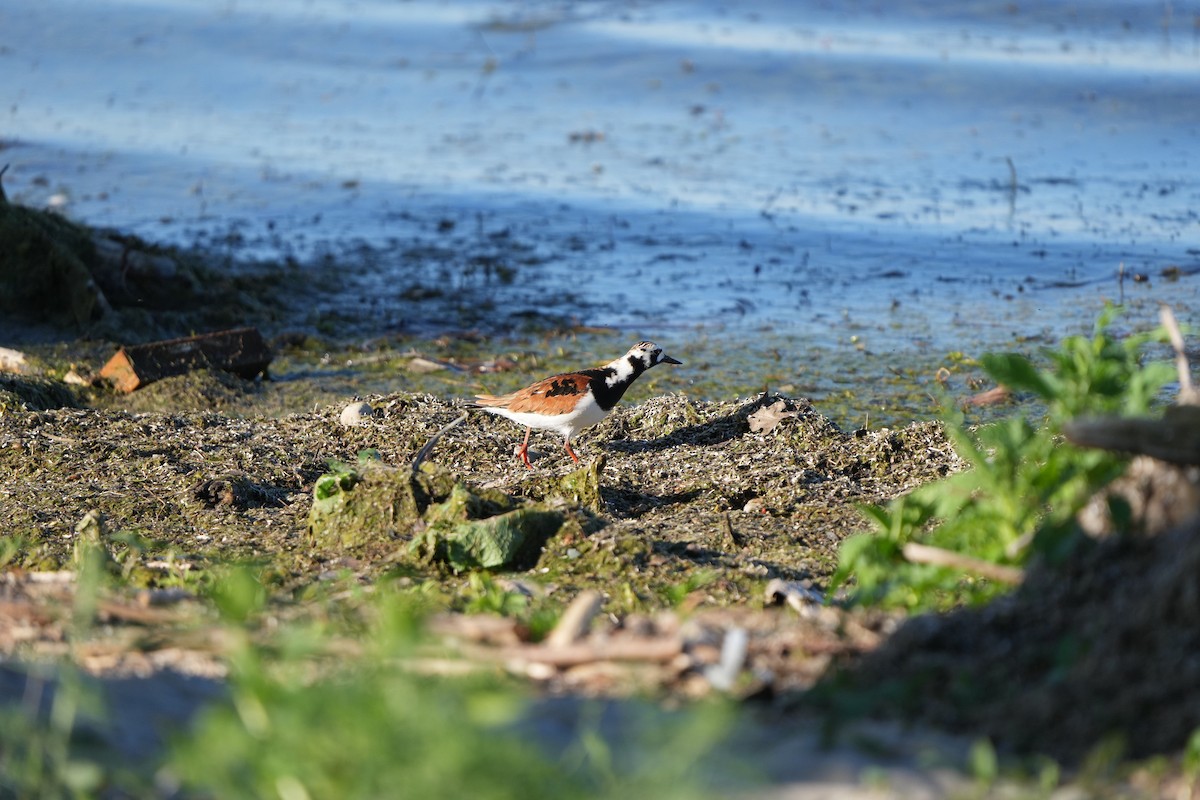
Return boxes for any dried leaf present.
[747,400,798,434]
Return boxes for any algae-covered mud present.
[0,389,957,596]
[5,378,1199,794]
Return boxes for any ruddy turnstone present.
[472,341,682,468]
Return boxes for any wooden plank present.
[100,327,272,393]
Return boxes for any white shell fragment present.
[339,401,375,427]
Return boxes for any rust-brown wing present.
[474,372,592,414]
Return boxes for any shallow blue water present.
[4,0,1199,347]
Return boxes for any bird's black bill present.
[661,355,682,365]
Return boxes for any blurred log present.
[100,327,271,393]
[1065,406,1200,466]
[502,636,684,668]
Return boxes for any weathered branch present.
[1065,408,1200,465]
[411,412,468,472]
[500,636,684,668]
[543,590,603,649]
[901,542,1024,585]
[1160,304,1197,404]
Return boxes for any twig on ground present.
[722,512,744,549]
[1160,305,1197,405]
[544,590,603,649]
[500,636,684,668]
[411,412,468,472]
[901,542,1024,585]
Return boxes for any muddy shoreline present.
[2,200,1198,796]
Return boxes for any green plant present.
[968,738,999,788]
[658,570,718,607]
[1182,727,1200,789]
[167,575,727,800]
[0,667,110,799]
[833,308,1174,610]
[461,571,529,616]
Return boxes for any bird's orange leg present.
[564,438,581,463]
[517,427,534,469]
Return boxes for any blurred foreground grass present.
[0,562,731,799]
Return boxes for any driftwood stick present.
[901,542,1024,585]
[96,600,183,625]
[1065,409,1200,465]
[411,412,468,471]
[543,590,603,649]
[502,636,684,668]
[1160,305,1197,404]
[427,612,521,645]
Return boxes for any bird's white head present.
[626,341,682,370]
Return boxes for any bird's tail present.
[470,392,515,409]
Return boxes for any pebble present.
[339,401,374,427]
[0,347,29,374]
[742,497,765,513]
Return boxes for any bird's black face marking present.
[545,378,585,397]
[625,341,681,370]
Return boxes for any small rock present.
[136,588,193,607]
[477,357,516,373]
[764,578,826,616]
[339,401,374,427]
[408,357,448,374]
[496,578,539,599]
[742,497,765,513]
[0,347,29,374]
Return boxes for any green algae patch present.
[308,455,449,553]
[309,452,570,570]
[515,456,607,513]
[415,508,565,571]
[556,456,605,511]
[423,481,519,524]
[415,480,567,570]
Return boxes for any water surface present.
[4,0,1199,351]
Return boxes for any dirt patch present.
[832,519,1200,767]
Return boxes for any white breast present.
[484,392,609,438]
